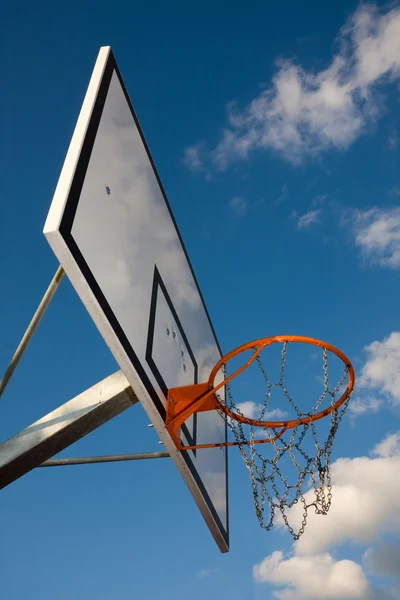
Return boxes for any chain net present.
[215,341,353,540]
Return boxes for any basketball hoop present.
[166,335,355,540]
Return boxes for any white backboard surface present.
[43,46,229,551]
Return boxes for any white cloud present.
[186,5,400,169]
[253,551,369,599]
[183,144,205,171]
[229,196,248,218]
[283,451,400,556]
[235,401,288,420]
[372,431,400,458]
[348,395,383,417]
[359,332,400,404]
[296,208,322,230]
[351,6,400,88]
[351,208,400,269]
[263,408,288,420]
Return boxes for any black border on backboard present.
[145,265,198,454]
[58,48,229,548]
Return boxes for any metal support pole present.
[0,265,64,398]
[39,452,170,467]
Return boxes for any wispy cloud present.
[348,395,383,418]
[185,5,400,170]
[293,208,322,230]
[229,196,248,218]
[372,431,400,458]
[275,183,288,205]
[311,193,328,208]
[349,207,400,269]
[388,131,398,150]
[183,144,204,171]
[198,567,220,579]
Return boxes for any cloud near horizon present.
[253,551,368,599]
[253,430,400,599]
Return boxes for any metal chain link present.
[217,342,352,541]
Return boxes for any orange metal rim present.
[206,335,355,429]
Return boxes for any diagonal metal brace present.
[0,370,137,490]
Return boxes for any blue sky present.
[1,1,400,599]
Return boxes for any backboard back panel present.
[43,47,229,551]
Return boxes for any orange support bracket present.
[166,382,218,448]
[165,382,289,451]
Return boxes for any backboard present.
[43,46,229,552]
